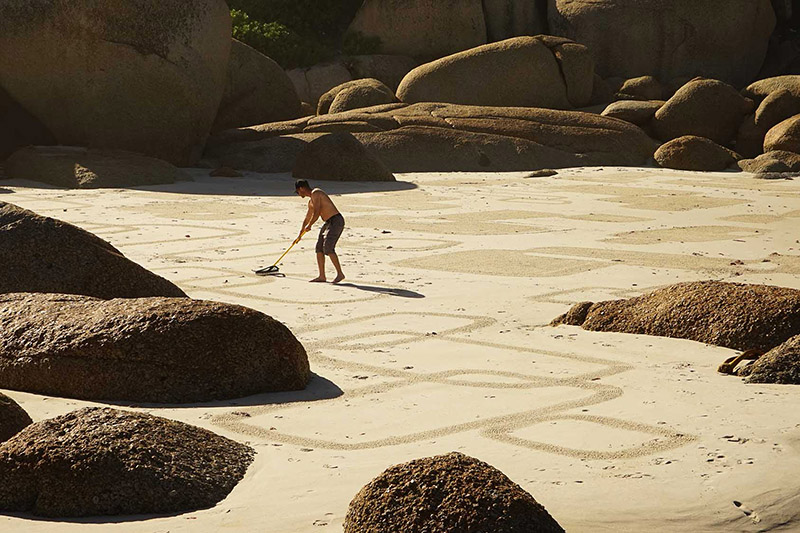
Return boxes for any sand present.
[1,167,799,532]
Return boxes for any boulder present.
[735,113,769,158]
[207,103,658,173]
[754,88,800,130]
[548,0,776,88]
[212,40,301,132]
[0,86,55,160]
[552,281,800,352]
[0,393,31,443]
[0,0,231,166]
[317,79,396,115]
[616,75,666,101]
[601,100,664,126]
[743,75,800,102]
[0,293,310,403]
[287,61,354,107]
[654,136,741,171]
[741,335,800,384]
[345,55,419,92]
[652,79,754,144]
[738,150,800,173]
[0,407,253,517]
[292,133,395,182]
[4,146,188,189]
[483,0,548,42]
[346,0,487,59]
[764,113,800,153]
[397,37,594,109]
[344,452,564,533]
[0,202,185,298]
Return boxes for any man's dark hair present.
[295,179,310,191]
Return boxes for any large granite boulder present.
[601,100,663,126]
[741,335,800,384]
[0,202,185,298]
[212,40,301,132]
[754,88,800,131]
[654,136,741,171]
[397,36,595,109]
[0,407,253,517]
[764,113,800,153]
[738,150,800,173]
[345,55,419,92]
[207,134,321,174]
[344,452,564,533]
[4,146,188,188]
[208,102,657,172]
[743,75,800,101]
[0,393,31,443]
[0,293,310,403]
[615,75,667,101]
[293,133,395,182]
[548,0,776,87]
[652,79,754,144]
[317,79,396,115]
[552,281,800,352]
[0,0,231,166]
[347,0,487,59]
[0,87,55,160]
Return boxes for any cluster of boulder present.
[552,281,800,384]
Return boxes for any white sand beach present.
[2,167,799,532]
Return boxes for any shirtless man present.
[295,180,346,283]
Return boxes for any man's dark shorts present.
[316,213,344,255]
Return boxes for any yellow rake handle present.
[272,229,308,267]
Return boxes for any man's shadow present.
[336,282,425,299]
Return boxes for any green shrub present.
[230,9,331,69]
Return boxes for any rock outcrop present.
[0,407,254,517]
[601,100,663,126]
[652,79,754,144]
[0,393,31,443]
[4,146,188,188]
[345,55,419,91]
[0,0,231,165]
[654,136,741,171]
[741,335,800,384]
[287,61,354,107]
[552,281,800,352]
[764,113,800,153]
[738,150,800,173]
[317,79,396,115]
[212,40,301,132]
[208,102,657,173]
[0,202,186,298]
[346,0,487,59]
[397,36,594,109]
[548,0,776,87]
[0,293,310,403]
[344,452,564,533]
[293,133,395,182]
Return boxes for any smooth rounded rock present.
[293,133,395,182]
[655,136,741,171]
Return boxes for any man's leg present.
[310,252,326,282]
[328,252,345,283]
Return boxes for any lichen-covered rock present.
[4,146,188,188]
[0,0,231,165]
[653,79,754,144]
[654,136,741,171]
[0,293,310,403]
[754,88,800,131]
[548,0,776,87]
[0,202,185,298]
[212,39,301,132]
[344,452,564,533]
[292,133,395,182]
[0,393,31,443]
[741,335,800,384]
[0,407,254,517]
[552,281,800,352]
[397,36,595,109]
[317,79,396,115]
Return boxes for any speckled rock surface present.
[0,407,254,517]
[553,281,800,352]
[0,201,185,298]
[0,392,31,443]
[741,335,800,384]
[0,293,310,403]
[344,452,564,533]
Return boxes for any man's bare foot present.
[333,274,345,284]
[310,276,326,283]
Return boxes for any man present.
[295,179,346,283]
